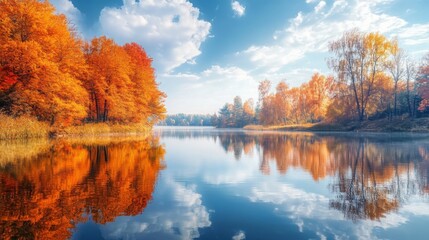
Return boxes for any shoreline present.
[2,116,429,141]
[0,114,154,140]
[243,118,429,133]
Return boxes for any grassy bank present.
[0,114,50,140]
[61,123,152,137]
[244,117,429,133]
[0,114,153,140]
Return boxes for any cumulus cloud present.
[50,0,82,29]
[231,1,246,17]
[238,0,429,82]
[99,0,211,72]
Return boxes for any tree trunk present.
[406,79,412,117]
[394,81,398,117]
[94,94,100,122]
[103,100,108,122]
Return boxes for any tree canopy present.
[0,0,165,127]
[214,30,429,127]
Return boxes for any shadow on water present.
[0,136,165,239]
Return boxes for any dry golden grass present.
[62,122,152,137]
[0,113,154,140]
[0,114,50,140]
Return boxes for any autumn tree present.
[0,0,88,126]
[243,98,255,125]
[123,42,166,123]
[306,73,334,121]
[329,30,391,121]
[258,79,272,125]
[405,57,418,117]
[274,81,291,123]
[326,81,356,122]
[417,53,429,112]
[0,1,165,127]
[84,38,165,124]
[386,39,405,116]
[84,37,133,122]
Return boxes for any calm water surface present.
[1,127,429,240]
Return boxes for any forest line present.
[213,30,429,128]
[0,0,166,135]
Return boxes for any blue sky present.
[50,0,429,114]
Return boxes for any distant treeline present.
[158,114,215,126]
[215,30,429,128]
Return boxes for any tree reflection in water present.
[215,132,429,221]
[0,137,165,240]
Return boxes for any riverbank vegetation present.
[0,114,49,140]
[0,0,165,139]
[215,30,429,130]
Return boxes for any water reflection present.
[214,132,429,221]
[156,128,429,223]
[0,137,165,239]
[2,129,429,239]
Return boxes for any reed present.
[62,122,152,137]
[0,114,50,140]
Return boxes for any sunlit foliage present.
[0,0,165,128]
[215,30,429,127]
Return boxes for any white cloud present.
[160,73,200,81]
[314,1,326,13]
[99,0,211,72]
[232,230,246,240]
[50,0,82,29]
[231,1,246,17]
[243,45,305,71]
[238,0,429,84]
[396,23,429,46]
[201,65,252,82]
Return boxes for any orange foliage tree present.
[84,37,134,123]
[0,0,88,126]
[256,73,334,125]
[83,37,166,124]
[0,0,165,126]
[306,73,334,121]
[123,43,166,123]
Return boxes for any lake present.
[1,127,429,240]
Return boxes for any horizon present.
[51,0,429,114]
